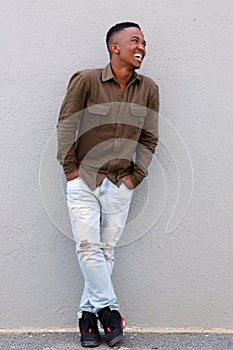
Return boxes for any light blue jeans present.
[66,177,133,318]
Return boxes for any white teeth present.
[134,54,143,60]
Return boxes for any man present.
[57,22,159,348]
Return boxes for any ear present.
[110,44,120,55]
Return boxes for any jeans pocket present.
[121,182,134,193]
[67,176,80,184]
[66,177,81,196]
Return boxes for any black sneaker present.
[79,311,101,347]
[98,307,125,347]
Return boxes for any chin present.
[133,64,142,70]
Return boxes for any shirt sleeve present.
[57,72,88,176]
[131,81,159,187]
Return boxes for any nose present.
[138,43,145,52]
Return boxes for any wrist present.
[66,169,79,181]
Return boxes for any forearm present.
[131,108,159,187]
[57,116,79,176]
[131,138,158,186]
[57,72,87,176]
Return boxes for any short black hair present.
[106,22,141,51]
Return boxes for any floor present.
[1,331,233,350]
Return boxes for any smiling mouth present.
[134,53,143,62]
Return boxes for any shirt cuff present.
[129,164,147,188]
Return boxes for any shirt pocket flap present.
[87,105,110,115]
[130,105,147,117]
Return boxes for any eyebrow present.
[130,36,146,45]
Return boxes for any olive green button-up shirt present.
[57,63,159,190]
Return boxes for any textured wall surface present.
[1,0,233,330]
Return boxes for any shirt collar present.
[102,63,141,83]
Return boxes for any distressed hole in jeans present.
[79,240,92,251]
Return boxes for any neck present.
[110,61,134,85]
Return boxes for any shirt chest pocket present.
[83,105,111,131]
[129,105,147,129]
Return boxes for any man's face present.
[112,27,146,69]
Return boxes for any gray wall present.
[1,0,233,330]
